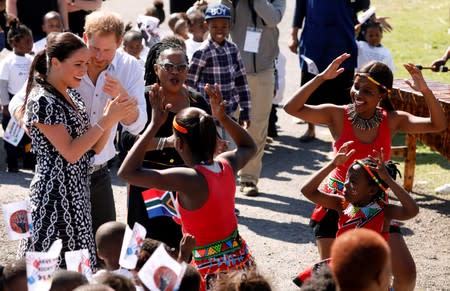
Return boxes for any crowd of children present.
[0,19,33,172]
[0,219,273,290]
[0,0,447,290]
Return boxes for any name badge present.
[244,27,262,53]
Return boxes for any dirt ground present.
[1,0,449,290]
[1,111,449,290]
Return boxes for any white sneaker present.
[435,184,450,194]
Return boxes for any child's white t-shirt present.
[0,53,33,95]
[186,37,205,63]
[357,40,395,73]
[33,37,47,55]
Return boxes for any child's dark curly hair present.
[145,0,165,25]
[300,265,336,291]
[211,269,272,291]
[360,20,383,38]
[0,258,26,291]
[7,19,32,47]
[135,238,177,271]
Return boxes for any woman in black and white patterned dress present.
[18,32,129,268]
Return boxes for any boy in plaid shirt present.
[186,3,251,146]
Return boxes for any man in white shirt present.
[82,11,146,235]
[8,11,147,237]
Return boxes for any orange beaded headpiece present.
[357,73,391,93]
[173,118,188,134]
[355,160,388,193]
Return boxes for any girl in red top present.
[302,142,419,240]
[118,83,257,289]
[284,53,446,291]
[294,142,419,288]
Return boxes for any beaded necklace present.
[342,199,384,218]
[347,104,383,131]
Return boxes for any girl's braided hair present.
[357,157,401,191]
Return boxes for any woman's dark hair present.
[145,0,165,25]
[174,108,217,164]
[143,40,187,85]
[161,35,187,51]
[19,32,86,119]
[357,61,394,111]
[6,19,32,47]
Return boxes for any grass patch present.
[392,133,450,193]
[372,0,450,84]
[369,1,450,194]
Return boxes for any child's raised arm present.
[178,233,196,263]
[371,149,419,221]
[301,141,355,211]
[205,83,256,173]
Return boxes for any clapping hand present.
[103,74,138,124]
[403,63,429,93]
[333,141,355,166]
[149,83,172,127]
[320,53,351,81]
[103,73,128,101]
[103,96,129,124]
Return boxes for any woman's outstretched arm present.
[283,53,350,126]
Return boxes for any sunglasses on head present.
[157,61,189,73]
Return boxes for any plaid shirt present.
[186,38,251,121]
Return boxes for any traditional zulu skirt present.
[191,229,255,290]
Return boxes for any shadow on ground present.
[237,215,315,244]
[236,192,313,218]
[261,133,332,181]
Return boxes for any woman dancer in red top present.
[284,54,446,291]
[118,83,257,289]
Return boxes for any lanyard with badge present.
[243,0,263,53]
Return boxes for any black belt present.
[89,162,108,175]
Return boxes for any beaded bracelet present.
[156,137,166,151]
[95,123,105,132]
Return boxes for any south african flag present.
[141,189,180,219]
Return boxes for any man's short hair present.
[84,11,124,42]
